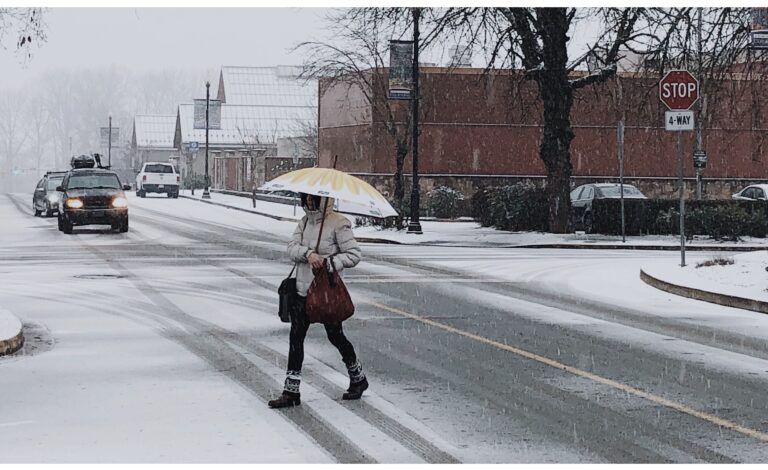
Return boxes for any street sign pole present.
[678,131,686,267]
[618,120,625,243]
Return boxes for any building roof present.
[218,65,316,108]
[133,115,177,149]
[174,103,315,148]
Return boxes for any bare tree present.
[0,7,46,59]
[297,10,413,211]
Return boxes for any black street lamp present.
[202,81,211,199]
[407,7,423,234]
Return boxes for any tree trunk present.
[537,8,575,234]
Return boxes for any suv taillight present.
[142,175,147,182]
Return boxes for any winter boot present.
[342,360,368,400]
[269,371,301,408]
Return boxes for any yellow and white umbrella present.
[259,167,398,218]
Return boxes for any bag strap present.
[288,219,309,279]
[314,197,331,253]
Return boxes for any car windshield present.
[598,186,643,198]
[145,164,174,173]
[46,177,64,190]
[67,174,121,189]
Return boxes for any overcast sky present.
[0,8,332,90]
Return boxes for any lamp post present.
[407,7,423,234]
[108,115,112,168]
[202,81,211,199]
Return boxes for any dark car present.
[570,183,647,232]
[57,169,132,234]
[33,171,68,217]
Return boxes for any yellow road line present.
[365,300,768,444]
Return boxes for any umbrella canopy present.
[259,167,398,218]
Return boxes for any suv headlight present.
[112,197,128,208]
[65,198,83,209]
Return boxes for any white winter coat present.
[287,197,362,296]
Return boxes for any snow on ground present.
[0,194,332,463]
[643,251,768,302]
[185,190,768,248]
[0,307,22,342]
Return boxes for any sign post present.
[660,70,699,267]
[617,120,625,243]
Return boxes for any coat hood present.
[302,196,336,222]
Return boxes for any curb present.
[639,268,768,315]
[518,244,768,251]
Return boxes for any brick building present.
[318,67,768,200]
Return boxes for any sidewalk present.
[179,190,768,250]
[641,251,768,314]
[0,306,24,356]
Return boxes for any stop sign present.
[659,70,699,110]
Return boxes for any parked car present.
[731,184,768,201]
[136,162,179,198]
[570,183,647,232]
[57,168,131,234]
[33,171,68,217]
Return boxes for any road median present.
[0,307,24,356]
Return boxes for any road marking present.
[365,300,768,444]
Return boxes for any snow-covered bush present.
[428,186,465,219]
[473,183,548,232]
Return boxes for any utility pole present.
[202,81,211,199]
[108,115,112,168]
[407,7,423,234]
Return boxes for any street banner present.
[389,40,413,100]
[752,8,768,49]
[100,127,120,148]
[194,99,221,130]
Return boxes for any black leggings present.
[287,297,357,372]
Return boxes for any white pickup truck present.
[136,162,180,198]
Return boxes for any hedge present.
[471,183,549,232]
[592,198,768,239]
[472,185,768,240]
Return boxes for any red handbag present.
[306,256,355,324]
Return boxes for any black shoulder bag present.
[278,219,308,322]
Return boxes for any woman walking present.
[268,193,368,409]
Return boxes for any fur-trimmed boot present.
[342,360,368,400]
[269,371,301,408]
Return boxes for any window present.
[743,187,756,199]
[46,177,63,190]
[756,188,766,200]
[67,174,121,189]
[144,164,174,174]
[582,186,595,200]
[570,187,583,201]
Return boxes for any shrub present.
[472,183,549,232]
[428,186,465,219]
[696,255,735,268]
[354,196,410,231]
[183,174,207,190]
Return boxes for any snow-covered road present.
[2,192,768,463]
